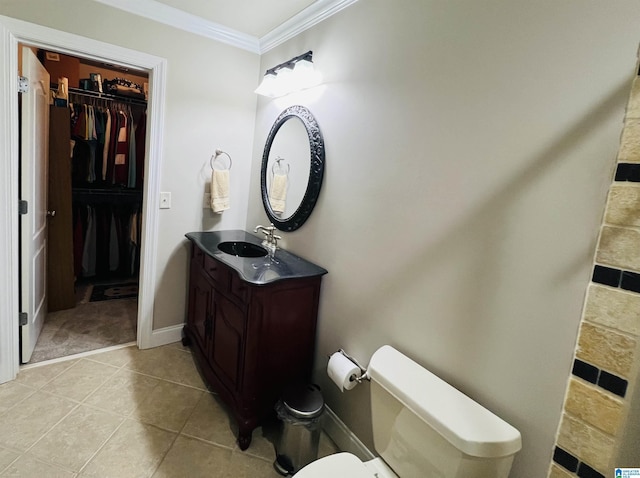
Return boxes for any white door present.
[20,47,50,363]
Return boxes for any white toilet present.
[295,345,522,478]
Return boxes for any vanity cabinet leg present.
[238,429,253,450]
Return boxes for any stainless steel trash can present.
[274,384,325,476]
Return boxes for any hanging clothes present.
[113,110,130,185]
[67,92,146,279]
[134,110,146,189]
[109,213,119,272]
[102,108,111,181]
[69,101,145,189]
[72,201,142,279]
[81,206,97,277]
[128,117,137,188]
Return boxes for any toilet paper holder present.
[336,349,370,384]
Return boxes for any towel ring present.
[210,149,232,171]
[272,157,290,176]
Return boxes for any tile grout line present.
[0,452,77,477]
[136,366,211,477]
[76,350,205,477]
[17,359,79,386]
[0,447,22,476]
[0,382,39,422]
[75,354,146,475]
[179,431,237,452]
[15,399,84,475]
[33,362,122,414]
[177,391,234,448]
[19,357,121,473]
[109,366,210,393]
[3,343,277,476]
[147,401,196,477]
[5,357,79,414]
[75,414,130,476]
[83,345,211,393]
[77,358,130,406]
[18,358,126,475]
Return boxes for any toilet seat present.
[294,453,373,478]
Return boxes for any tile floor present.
[0,343,338,477]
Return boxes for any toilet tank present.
[367,346,522,478]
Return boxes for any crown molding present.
[93,0,358,55]
[259,0,358,53]
[92,0,261,53]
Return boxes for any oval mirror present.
[260,105,325,231]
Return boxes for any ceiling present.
[153,0,317,38]
[95,0,357,53]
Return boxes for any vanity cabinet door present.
[187,263,214,357]
[210,292,246,393]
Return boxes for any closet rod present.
[72,188,143,205]
[65,86,147,106]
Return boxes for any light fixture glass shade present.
[271,66,294,98]
[255,53,322,98]
[292,59,321,91]
[254,72,277,97]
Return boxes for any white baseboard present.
[323,405,375,462]
[147,324,184,348]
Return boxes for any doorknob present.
[46,210,56,217]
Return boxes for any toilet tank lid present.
[368,346,522,458]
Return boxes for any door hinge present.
[19,312,27,326]
[18,200,28,215]
[18,76,29,94]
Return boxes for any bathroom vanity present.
[183,230,327,450]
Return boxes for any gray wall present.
[0,0,260,330]
[246,1,640,476]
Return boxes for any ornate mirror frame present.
[260,105,325,231]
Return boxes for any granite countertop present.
[185,230,327,285]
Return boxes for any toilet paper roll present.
[328,352,361,392]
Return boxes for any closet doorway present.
[21,44,150,364]
[0,17,166,384]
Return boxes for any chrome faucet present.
[253,223,281,255]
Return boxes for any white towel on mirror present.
[211,169,230,213]
[269,173,287,215]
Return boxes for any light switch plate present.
[159,192,171,209]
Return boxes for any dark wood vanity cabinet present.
[184,242,323,450]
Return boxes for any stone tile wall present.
[548,72,640,477]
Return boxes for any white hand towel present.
[269,173,287,215]
[211,169,230,213]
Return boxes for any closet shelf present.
[64,86,147,106]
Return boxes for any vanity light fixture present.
[255,51,321,98]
